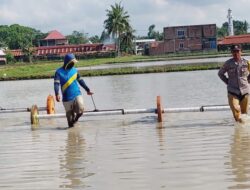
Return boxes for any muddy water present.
[1,70,250,189]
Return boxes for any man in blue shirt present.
[54,53,93,127]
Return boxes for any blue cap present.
[63,53,78,68]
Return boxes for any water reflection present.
[59,127,91,189]
[156,122,165,147]
[228,127,250,189]
[0,71,244,189]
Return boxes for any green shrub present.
[5,52,16,64]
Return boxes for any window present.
[179,42,184,49]
[177,29,185,38]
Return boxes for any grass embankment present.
[79,62,223,77]
[0,51,242,81]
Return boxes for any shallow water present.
[78,56,250,71]
[1,70,250,189]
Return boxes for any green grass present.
[0,51,241,80]
[78,62,223,77]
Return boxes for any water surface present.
[1,70,250,189]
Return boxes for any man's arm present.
[247,60,250,83]
[77,73,91,93]
[218,63,228,85]
[54,71,61,102]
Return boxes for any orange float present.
[46,95,55,114]
[30,104,39,125]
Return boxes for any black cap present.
[231,44,241,51]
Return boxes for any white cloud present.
[0,0,249,36]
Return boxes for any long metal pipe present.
[163,105,230,113]
[0,107,47,114]
[36,106,230,120]
[37,108,157,119]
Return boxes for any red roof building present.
[36,43,104,56]
[44,30,66,40]
[9,30,116,60]
[218,34,250,45]
[40,30,68,46]
[9,43,116,60]
[217,34,250,51]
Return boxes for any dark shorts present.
[228,92,248,102]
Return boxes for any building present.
[134,39,156,55]
[36,44,103,57]
[150,24,217,55]
[10,43,115,60]
[39,30,68,47]
[0,49,6,65]
[9,43,116,61]
[218,34,250,51]
[9,29,116,60]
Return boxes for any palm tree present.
[104,2,131,56]
[120,26,135,54]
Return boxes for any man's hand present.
[56,94,61,102]
[87,91,94,95]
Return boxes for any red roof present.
[37,43,103,50]
[9,43,112,57]
[44,30,66,40]
[218,34,250,45]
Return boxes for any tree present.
[5,52,16,64]
[0,24,46,63]
[217,20,249,37]
[120,26,135,53]
[22,46,35,63]
[217,22,228,38]
[233,20,249,35]
[0,40,7,49]
[148,24,156,39]
[67,31,88,44]
[147,24,163,40]
[104,2,132,56]
[89,35,101,43]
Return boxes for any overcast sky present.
[0,0,249,37]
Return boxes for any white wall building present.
[134,39,156,55]
[0,49,6,65]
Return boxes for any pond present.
[1,70,250,190]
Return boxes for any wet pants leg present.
[240,94,249,114]
[66,110,75,128]
[73,96,85,123]
[63,95,85,127]
[228,93,249,122]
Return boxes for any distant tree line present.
[217,20,249,38]
[2,2,248,63]
[0,24,103,50]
